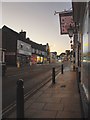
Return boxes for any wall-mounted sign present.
[59,11,75,35]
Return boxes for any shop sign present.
[17,49,31,55]
[59,11,75,34]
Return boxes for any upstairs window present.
[20,43,23,49]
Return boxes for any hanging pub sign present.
[59,11,75,35]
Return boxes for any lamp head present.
[68,25,74,38]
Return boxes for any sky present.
[1,1,72,55]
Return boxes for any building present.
[25,38,49,64]
[0,29,6,76]
[50,52,57,63]
[2,25,50,67]
[72,1,90,118]
[2,25,19,66]
[2,26,32,67]
[55,2,89,117]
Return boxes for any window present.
[32,48,35,53]
[0,50,5,63]
[36,49,39,54]
[26,46,29,50]
[20,43,23,48]
[88,1,90,18]
[0,50,2,62]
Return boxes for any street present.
[1,2,89,119]
[2,62,64,112]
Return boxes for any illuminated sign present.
[59,11,75,34]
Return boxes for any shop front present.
[17,54,31,67]
[37,56,43,64]
[72,2,89,118]
[81,3,89,117]
[31,54,37,65]
[17,40,31,67]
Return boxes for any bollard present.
[76,67,78,82]
[78,71,81,82]
[78,67,81,83]
[16,79,24,118]
[52,67,55,84]
[61,64,63,74]
[76,67,80,93]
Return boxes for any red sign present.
[31,54,37,64]
[59,11,75,35]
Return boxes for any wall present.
[2,27,18,66]
[81,2,89,100]
[80,2,89,118]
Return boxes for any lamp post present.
[67,24,76,71]
[68,24,74,49]
[68,24,74,38]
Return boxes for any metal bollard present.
[78,67,81,83]
[76,67,80,93]
[16,79,24,118]
[61,64,63,74]
[76,67,78,81]
[52,67,55,84]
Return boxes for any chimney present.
[19,30,26,40]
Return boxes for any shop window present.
[89,1,90,17]
[0,50,2,63]
[20,43,23,49]
[32,48,35,53]
[36,49,39,54]
[26,46,29,50]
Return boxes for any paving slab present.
[25,109,57,118]
[6,70,82,118]
[43,103,64,111]
[30,102,45,110]
[56,111,82,118]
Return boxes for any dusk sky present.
[1,1,72,55]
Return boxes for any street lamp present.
[68,24,74,46]
[68,24,74,38]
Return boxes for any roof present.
[2,25,47,52]
[2,25,19,36]
[26,38,46,52]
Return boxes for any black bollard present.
[52,67,55,84]
[16,79,24,118]
[76,67,78,83]
[61,64,63,74]
[76,67,80,93]
[78,67,81,83]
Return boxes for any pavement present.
[6,65,83,118]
